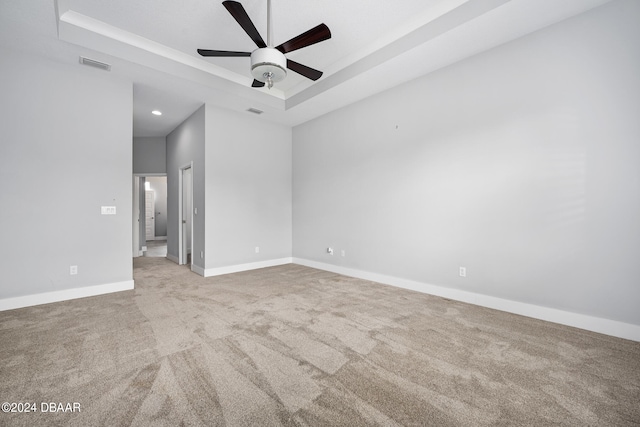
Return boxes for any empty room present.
[1,0,639,425]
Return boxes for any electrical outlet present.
[200,251,204,259]
[327,247,334,255]
[459,267,466,277]
[255,246,260,254]
[70,265,78,275]
[341,249,346,257]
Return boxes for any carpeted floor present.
[1,258,639,426]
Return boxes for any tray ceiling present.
[0,0,612,135]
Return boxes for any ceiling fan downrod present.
[267,0,273,47]
[255,0,283,90]
[263,0,276,89]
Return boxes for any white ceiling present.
[0,0,612,136]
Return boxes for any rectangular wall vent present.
[246,108,263,115]
[79,56,111,71]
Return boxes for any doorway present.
[145,189,155,241]
[144,176,167,257]
[179,165,193,266]
[145,177,168,241]
[132,174,167,258]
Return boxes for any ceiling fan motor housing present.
[251,48,287,84]
[198,1,330,87]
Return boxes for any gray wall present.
[0,47,133,298]
[166,104,291,272]
[166,105,205,268]
[133,137,166,174]
[147,176,167,237]
[292,0,640,326]
[205,105,292,269]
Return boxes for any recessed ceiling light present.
[152,110,162,116]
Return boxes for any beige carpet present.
[1,258,639,426]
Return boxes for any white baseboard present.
[155,236,167,241]
[293,258,640,342]
[0,280,135,312]
[191,264,205,276]
[204,257,293,277]
[165,254,203,276]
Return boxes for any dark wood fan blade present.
[276,23,331,54]
[197,49,251,57]
[252,79,266,87]
[223,1,267,48]
[286,59,323,81]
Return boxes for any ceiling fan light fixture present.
[198,1,330,88]
[251,48,286,89]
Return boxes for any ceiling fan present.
[198,0,331,89]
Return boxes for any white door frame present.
[178,163,194,266]
[132,176,141,257]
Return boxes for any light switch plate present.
[101,206,116,215]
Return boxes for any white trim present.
[204,258,293,277]
[191,264,205,276]
[132,176,140,258]
[292,258,640,342]
[133,173,166,177]
[155,236,167,241]
[167,253,180,264]
[0,280,135,312]
[178,163,194,266]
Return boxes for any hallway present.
[143,240,167,258]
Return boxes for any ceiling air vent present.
[246,108,264,115]
[79,56,111,71]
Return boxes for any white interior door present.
[181,167,192,264]
[145,190,155,241]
